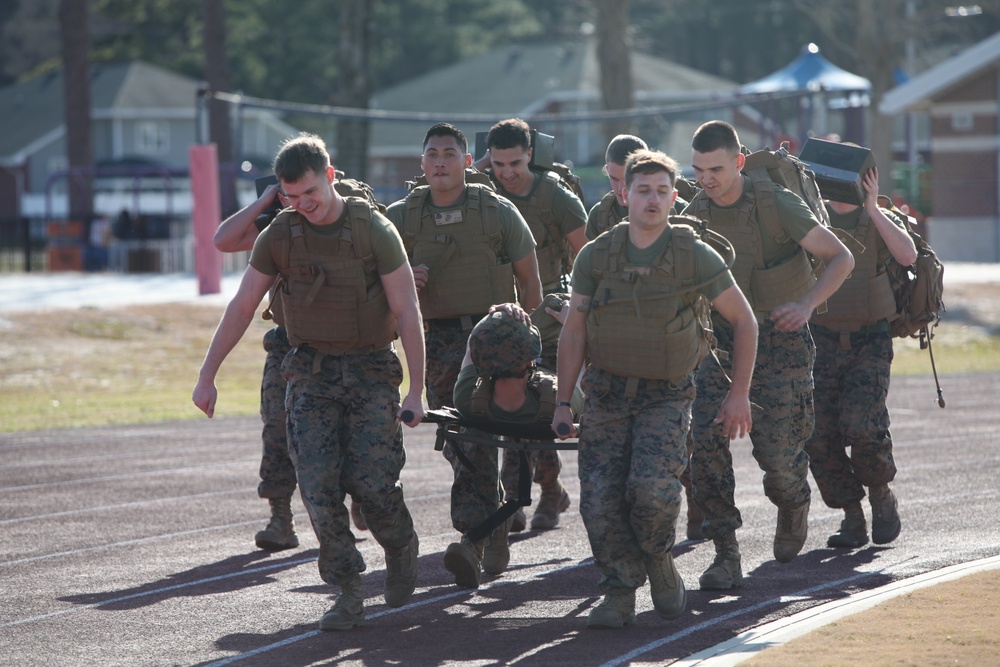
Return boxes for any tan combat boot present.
[482,516,511,576]
[645,552,687,619]
[827,501,869,549]
[869,484,901,545]
[383,532,418,607]
[444,537,484,589]
[773,498,810,563]
[699,532,743,590]
[319,574,365,631]
[586,590,637,629]
[254,497,299,551]
[530,481,571,530]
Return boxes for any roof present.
[739,43,870,94]
[0,61,200,164]
[369,39,737,156]
[880,31,1000,114]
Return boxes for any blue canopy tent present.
[739,44,871,149]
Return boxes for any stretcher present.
[422,407,579,543]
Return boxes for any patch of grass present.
[0,301,414,433]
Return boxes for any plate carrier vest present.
[468,367,557,424]
[591,190,627,239]
[585,220,714,384]
[811,209,897,333]
[400,183,516,319]
[265,198,397,355]
[507,170,577,290]
[687,183,816,320]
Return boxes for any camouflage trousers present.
[691,320,815,539]
[257,326,297,499]
[805,329,897,508]
[577,366,693,594]
[427,326,501,533]
[281,344,414,584]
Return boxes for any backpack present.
[406,168,496,192]
[334,170,386,214]
[741,142,832,238]
[877,195,945,341]
[878,195,946,407]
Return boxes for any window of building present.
[135,121,169,155]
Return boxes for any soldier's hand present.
[545,298,570,325]
[398,395,424,427]
[192,381,218,418]
[770,301,811,332]
[489,302,528,322]
[411,264,429,290]
[714,391,752,440]
[551,405,576,440]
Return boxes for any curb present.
[675,554,1000,666]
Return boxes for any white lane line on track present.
[0,487,257,525]
[1,461,252,492]
[203,559,597,667]
[0,493,453,566]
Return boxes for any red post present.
[189,144,222,295]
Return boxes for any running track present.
[2,372,998,666]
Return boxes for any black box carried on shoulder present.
[798,138,875,206]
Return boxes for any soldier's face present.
[489,146,534,197]
[605,161,627,206]
[279,167,336,225]
[422,135,471,193]
[692,148,744,207]
[625,171,677,228]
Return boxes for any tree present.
[59,0,93,221]
[202,0,236,214]
[336,0,373,180]
[592,0,634,142]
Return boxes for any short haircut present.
[624,149,680,189]
[606,134,648,165]
[691,120,741,155]
[423,123,468,153]
[273,132,330,182]
[486,118,531,151]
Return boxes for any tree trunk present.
[202,0,236,215]
[593,0,634,143]
[58,0,93,221]
[336,0,373,181]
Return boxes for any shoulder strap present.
[401,186,431,255]
[345,198,376,271]
[670,223,696,288]
[744,168,789,245]
[469,377,493,420]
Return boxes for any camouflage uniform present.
[282,345,414,584]
[806,329,895,507]
[258,325,296,500]
[691,315,815,537]
[579,368,693,593]
[428,323,502,532]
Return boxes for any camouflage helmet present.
[469,310,542,378]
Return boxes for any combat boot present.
[482,517,511,576]
[586,590,636,629]
[510,508,527,533]
[869,484,901,545]
[319,574,365,631]
[773,498,810,563]
[699,532,743,590]
[254,497,299,551]
[383,532,418,607]
[530,481,571,530]
[645,552,687,619]
[827,501,869,549]
[444,537,484,589]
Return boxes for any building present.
[881,32,1000,262]
[0,60,298,222]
